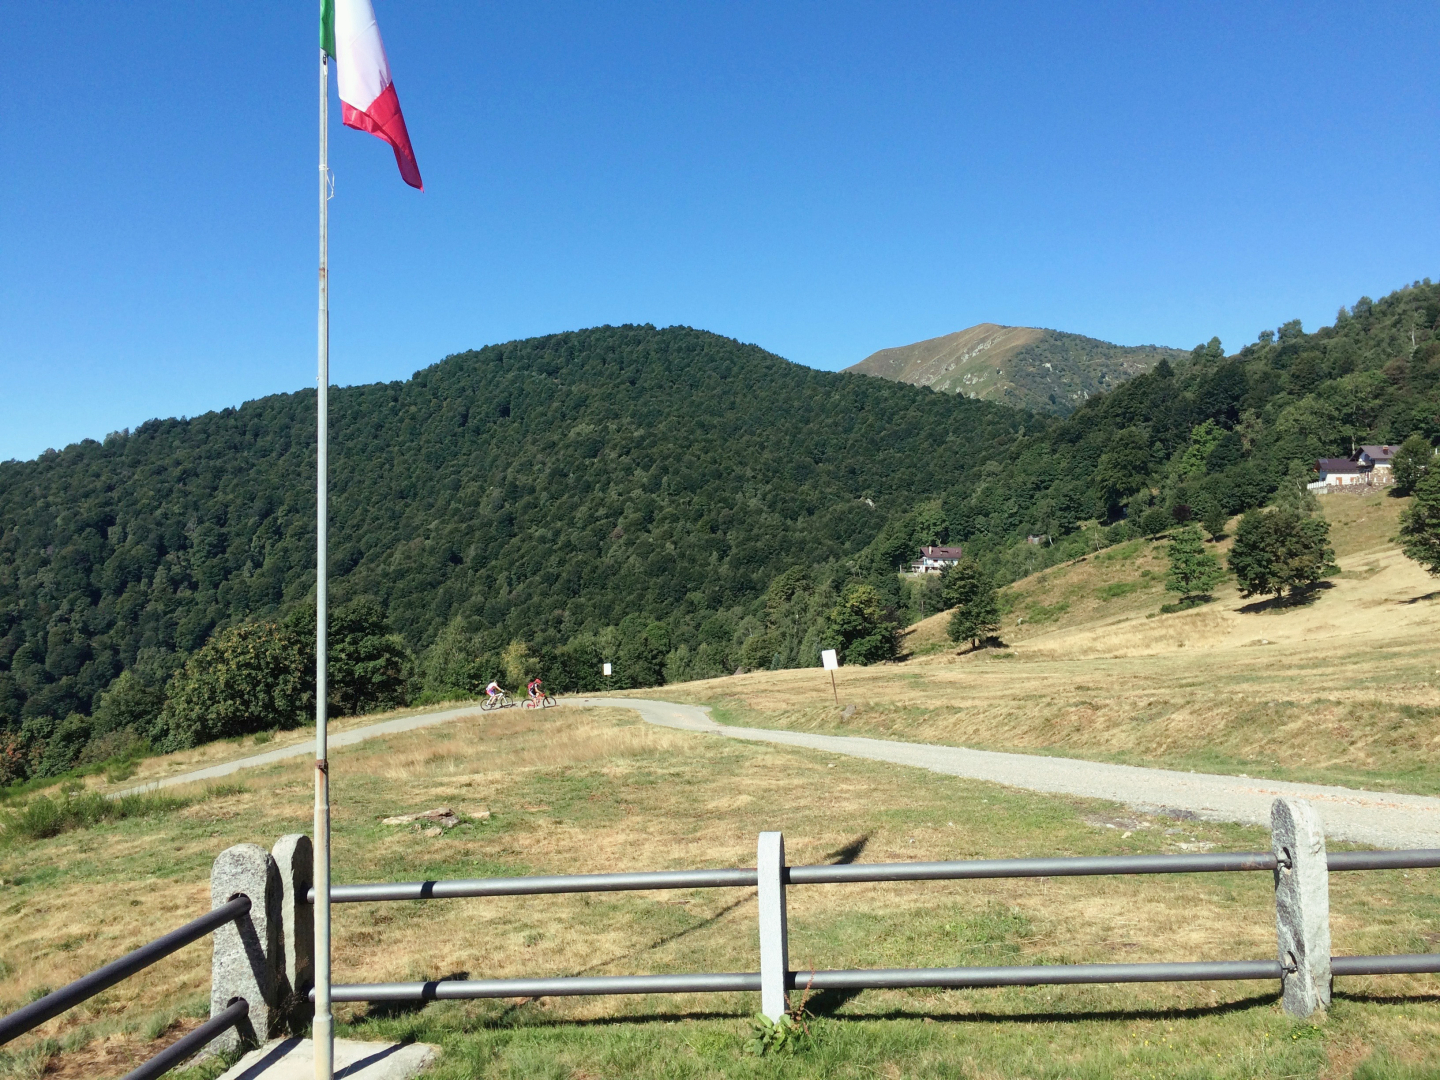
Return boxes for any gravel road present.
[126,695,1440,849]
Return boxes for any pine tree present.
[1397,467,1440,574]
[943,557,1002,648]
[1198,498,1228,541]
[1164,525,1224,602]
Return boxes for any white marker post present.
[821,649,839,704]
[602,662,612,677]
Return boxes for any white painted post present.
[757,831,789,1021]
[1271,798,1332,1017]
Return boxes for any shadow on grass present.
[1334,989,1440,1006]
[400,989,1299,1030]
[361,971,470,1020]
[1236,581,1336,614]
[1401,591,1440,606]
[824,835,870,865]
[956,637,1010,656]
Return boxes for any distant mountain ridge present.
[846,323,1189,414]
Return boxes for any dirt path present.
[126,696,1440,849]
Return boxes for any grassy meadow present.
[1,698,1439,1078]
[665,488,1440,797]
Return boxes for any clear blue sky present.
[3,2,1437,462]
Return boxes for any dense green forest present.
[0,326,1028,778]
[2,280,1436,780]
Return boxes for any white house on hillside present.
[910,545,964,574]
[1358,444,1399,476]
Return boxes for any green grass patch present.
[1096,580,1147,601]
[1023,600,1070,624]
[0,782,247,846]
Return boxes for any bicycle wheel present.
[480,697,498,712]
[541,694,556,708]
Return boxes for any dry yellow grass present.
[6,703,1440,1076]
[664,489,1440,793]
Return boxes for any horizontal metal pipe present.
[1326,850,1440,872]
[795,960,1284,989]
[786,852,1278,884]
[0,896,251,1046]
[119,999,248,1080]
[321,972,761,1002]
[1332,954,1440,976]
[322,959,1286,1004]
[308,848,1440,906]
[315,868,758,904]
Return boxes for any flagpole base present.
[312,1014,334,1079]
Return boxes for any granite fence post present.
[208,843,283,1055]
[1271,798,1331,1017]
[272,834,315,1033]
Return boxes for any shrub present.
[0,787,191,844]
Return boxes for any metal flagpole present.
[314,35,334,1080]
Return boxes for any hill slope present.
[846,323,1188,414]
[667,487,1440,797]
[0,325,1029,738]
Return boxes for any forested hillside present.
[0,325,1028,775]
[3,280,1436,780]
[936,281,1440,558]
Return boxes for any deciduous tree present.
[1228,508,1336,601]
[1397,468,1440,574]
[1391,434,1433,496]
[823,583,899,665]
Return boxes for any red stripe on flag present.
[342,82,423,191]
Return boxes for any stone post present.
[272,834,315,1032]
[757,831,790,1022]
[208,843,283,1054]
[1271,798,1331,1017]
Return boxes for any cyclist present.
[485,678,503,706]
[526,675,545,705]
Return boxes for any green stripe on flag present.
[320,0,335,57]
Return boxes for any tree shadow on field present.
[956,637,1009,656]
[1401,590,1440,605]
[1237,581,1335,614]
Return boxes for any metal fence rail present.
[0,895,252,1046]
[312,823,1440,1023]
[313,847,1440,904]
[119,999,249,1080]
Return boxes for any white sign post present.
[602,662,612,677]
[820,649,839,704]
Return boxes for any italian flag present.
[321,0,423,190]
